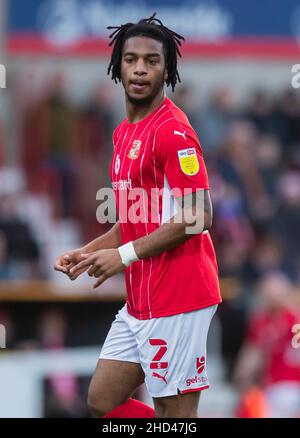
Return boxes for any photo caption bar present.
[101,421,198,435]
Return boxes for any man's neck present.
[126,91,166,124]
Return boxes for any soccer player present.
[55,13,222,418]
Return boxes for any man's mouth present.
[130,81,150,91]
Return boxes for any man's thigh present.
[88,359,145,415]
[89,306,146,415]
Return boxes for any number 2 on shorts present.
[149,339,168,369]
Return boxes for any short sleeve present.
[155,121,209,196]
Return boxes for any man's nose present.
[134,59,147,75]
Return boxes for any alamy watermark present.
[291,64,300,89]
[96,186,205,235]
[0,64,6,89]
[0,324,6,349]
[291,324,300,349]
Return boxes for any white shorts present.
[99,304,218,398]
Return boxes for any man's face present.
[121,36,168,105]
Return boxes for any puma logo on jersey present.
[152,371,168,384]
[174,130,186,140]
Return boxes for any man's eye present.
[149,60,157,65]
[125,58,133,63]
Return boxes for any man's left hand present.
[69,249,125,288]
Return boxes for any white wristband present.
[118,241,139,267]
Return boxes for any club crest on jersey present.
[177,148,199,176]
[128,140,142,160]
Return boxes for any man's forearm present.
[133,210,207,260]
[83,222,121,253]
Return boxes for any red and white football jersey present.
[110,96,222,319]
[246,308,300,385]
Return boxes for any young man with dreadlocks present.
[55,13,221,418]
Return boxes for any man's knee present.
[87,393,109,417]
[87,386,126,417]
[86,359,144,417]
[154,393,200,418]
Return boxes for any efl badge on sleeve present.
[178,148,199,176]
[128,140,142,160]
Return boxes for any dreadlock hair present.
[107,13,185,92]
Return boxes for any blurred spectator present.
[0,123,5,166]
[173,85,197,124]
[195,87,235,154]
[38,309,89,418]
[244,90,277,135]
[212,180,255,277]
[218,120,274,223]
[244,233,285,284]
[21,75,115,239]
[22,74,78,218]
[0,166,26,197]
[0,193,40,279]
[0,231,8,278]
[234,272,300,417]
[256,135,283,199]
[275,89,300,163]
[74,85,115,241]
[273,171,300,279]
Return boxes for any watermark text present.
[292,324,300,349]
[291,64,300,89]
[0,64,6,89]
[0,324,6,349]
[96,186,205,234]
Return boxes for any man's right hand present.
[54,249,89,280]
